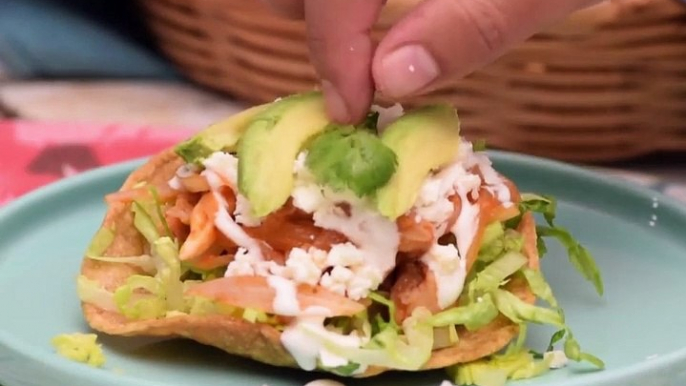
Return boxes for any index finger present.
[304,0,386,123]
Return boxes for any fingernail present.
[321,80,351,123]
[377,44,440,98]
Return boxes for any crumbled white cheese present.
[320,266,354,297]
[286,247,327,286]
[223,248,259,276]
[545,350,569,369]
[371,103,404,132]
[292,183,325,213]
[462,142,512,206]
[291,153,328,213]
[312,203,398,277]
[412,140,517,310]
[212,141,508,317]
[414,178,455,225]
[291,151,399,299]
[203,152,239,187]
[224,248,274,277]
[326,243,365,267]
[285,244,382,300]
[347,265,383,300]
[224,241,382,301]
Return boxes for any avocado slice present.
[375,104,461,220]
[175,104,268,164]
[237,92,330,217]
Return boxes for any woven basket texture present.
[139,0,686,162]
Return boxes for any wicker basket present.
[138,0,686,162]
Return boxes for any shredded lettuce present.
[152,237,185,310]
[132,201,160,244]
[449,324,459,344]
[490,288,604,369]
[111,236,185,319]
[480,222,504,247]
[85,221,156,273]
[51,333,106,368]
[468,252,528,299]
[186,295,226,316]
[85,227,115,258]
[507,324,528,355]
[492,289,564,328]
[183,293,274,323]
[328,362,362,376]
[148,186,173,239]
[368,291,399,332]
[520,268,558,308]
[114,275,166,319]
[514,194,604,296]
[509,356,552,380]
[184,265,226,281]
[86,255,156,273]
[430,293,498,332]
[565,333,605,369]
[537,226,603,296]
[478,228,524,264]
[450,351,551,386]
[77,275,117,312]
[242,308,274,323]
[80,226,278,324]
[106,199,187,320]
[452,360,508,386]
[545,329,606,369]
[447,326,552,386]
[517,194,557,225]
[547,328,567,351]
[476,194,606,371]
[433,325,460,348]
[305,125,398,197]
[303,308,434,371]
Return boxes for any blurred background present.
[1,0,686,203]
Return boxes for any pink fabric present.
[0,120,196,206]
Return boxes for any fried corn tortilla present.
[80,148,538,377]
[77,95,604,381]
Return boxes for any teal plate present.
[1,152,686,386]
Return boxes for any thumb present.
[372,0,600,99]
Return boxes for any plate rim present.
[1,151,685,386]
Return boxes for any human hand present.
[261,0,600,124]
